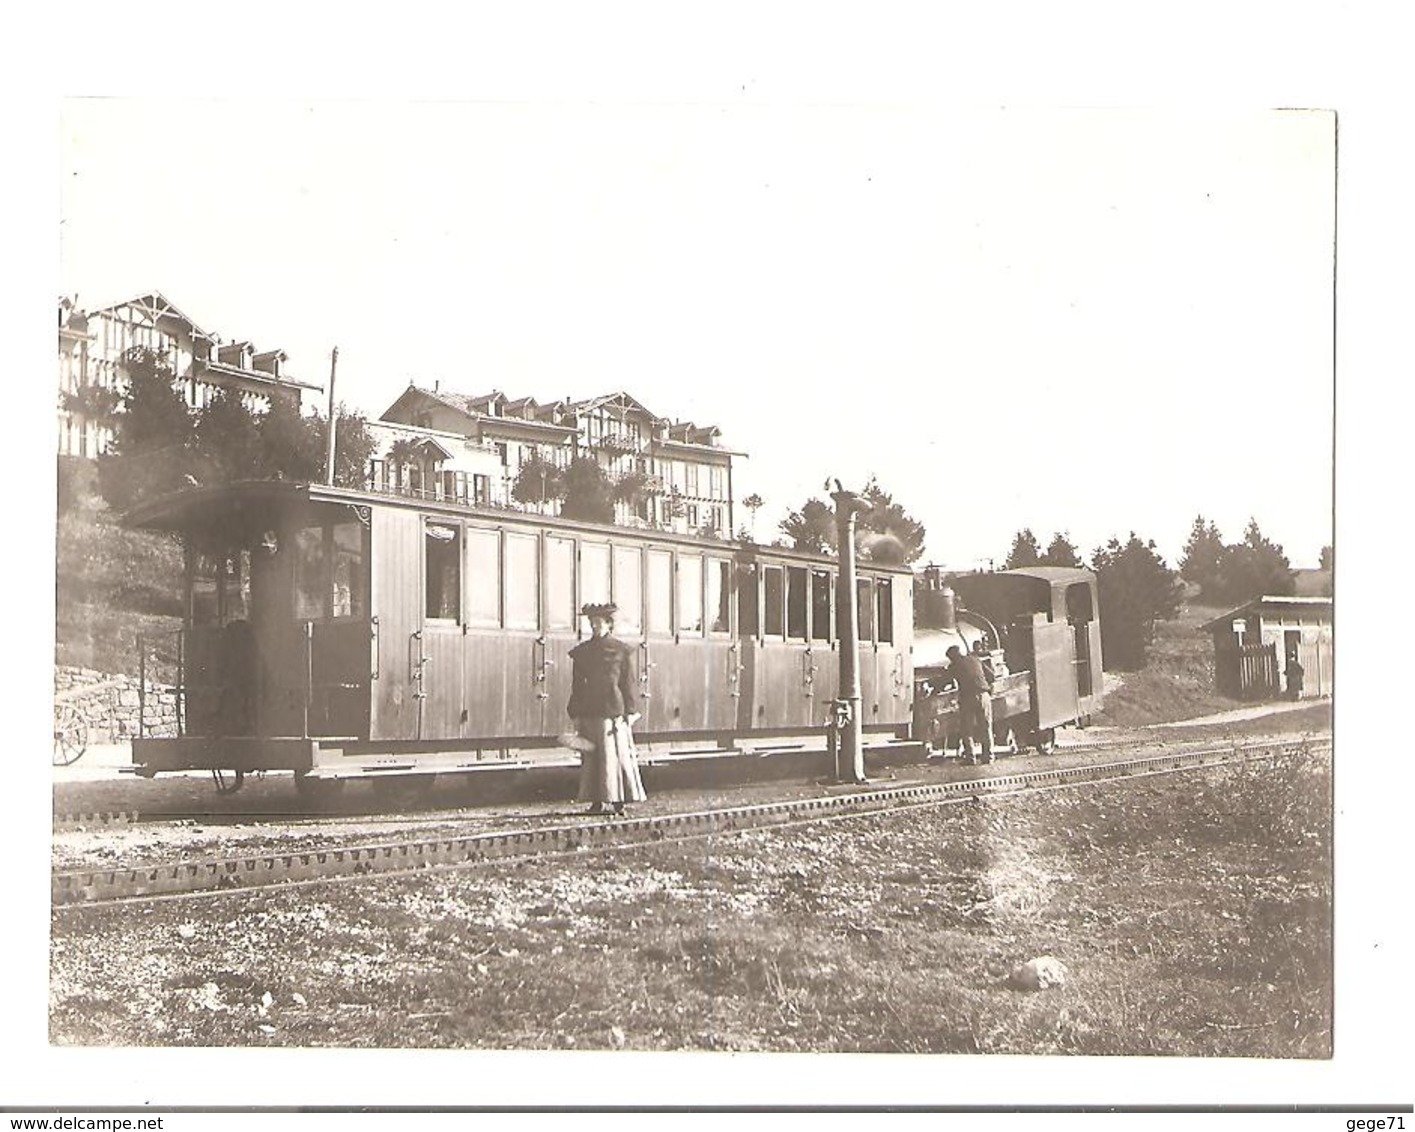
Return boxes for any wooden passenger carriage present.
[126,481,914,786]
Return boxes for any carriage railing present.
[135,629,185,739]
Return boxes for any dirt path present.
[1151,697,1331,729]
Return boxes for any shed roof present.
[1200,595,1334,632]
[998,565,1097,587]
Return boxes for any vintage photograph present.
[49,97,1335,1072]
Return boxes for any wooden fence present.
[1214,640,1279,701]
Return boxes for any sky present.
[59,100,1334,569]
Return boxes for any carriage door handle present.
[534,636,553,699]
[727,642,743,697]
[411,630,429,699]
[803,647,818,697]
[639,641,654,699]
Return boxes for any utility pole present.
[324,346,339,486]
[832,483,869,784]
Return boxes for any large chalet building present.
[374,385,740,536]
[57,292,322,458]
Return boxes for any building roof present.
[88,291,219,342]
[1200,595,1334,632]
[998,565,1097,587]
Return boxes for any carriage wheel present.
[994,723,1019,757]
[52,704,89,767]
[211,768,246,795]
[1033,728,1057,755]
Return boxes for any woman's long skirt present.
[577,716,647,805]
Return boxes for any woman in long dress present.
[567,602,647,814]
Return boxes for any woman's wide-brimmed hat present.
[581,602,618,619]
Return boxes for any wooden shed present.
[1202,595,1333,701]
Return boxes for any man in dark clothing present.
[1285,654,1305,701]
[947,644,994,764]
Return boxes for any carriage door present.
[540,535,580,735]
[420,520,466,740]
[734,561,761,732]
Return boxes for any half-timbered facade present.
[57,292,322,458]
[376,385,738,534]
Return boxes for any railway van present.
[124,480,914,792]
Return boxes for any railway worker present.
[567,602,647,815]
[946,643,995,765]
[1285,654,1305,701]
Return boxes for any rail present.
[52,738,1328,907]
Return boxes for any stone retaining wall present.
[54,666,179,741]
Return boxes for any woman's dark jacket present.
[567,635,640,720]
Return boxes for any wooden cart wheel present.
[994,723,1019,757]
[52,704,89,767]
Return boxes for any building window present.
[466,527,501,626]
[686,504,699,528]
[686,463,699,495]
[425,522,461,621]
[710,466,725,499]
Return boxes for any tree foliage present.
[559,456,616,524]
[1179,515,1225,595]
[1211,519,1295,605]
[1005,528,1042,569]
[779,479,925,563]
[511,451,566,509]
[1042,531,1082,568]
[1090,532,1183,671]
[95,346,372,508]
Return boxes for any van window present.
[466,527,501,626]
[331,523,364,619]
[707,558,731,634]
[581,542,611,608]
[504,533,539,630]
[786,566,808,640]
[738,564,760,638]
[763,566,785,637]
[425,522,461,621]
[811,570,832,641]
[677,553,704,634]
[295,525,328,621]
[613,546,642,636]
[647,549,673,636]
[875,577,893,644]
[856,577,875,642]
[545,536,576,631]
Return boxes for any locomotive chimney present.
[938,585,958,632]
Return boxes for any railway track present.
[50,729,1284,832]
[52,737,1329,909]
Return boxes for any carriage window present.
[545,537,576,631]
[465,527,501,626]
[504,533,540,630]
[811,570,832,641]
[613,545,642,636]
[425,522,461,621]
[786,566,808,640]
[191,551,220,627]
[856,577,875,642]
[220,551,250,624]
[677,554,704,635]
[581,542,611,609]
[738,565,760,638]
[331,523,365,619]
[707,558,731,634]
[763,566,785,637]
[646,549,673,636]
[876,577,893,644]
[294,525,328,621]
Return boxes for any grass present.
[50,744,1332,1055]
[1095,600,1239,728]
[54,457,184,676]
